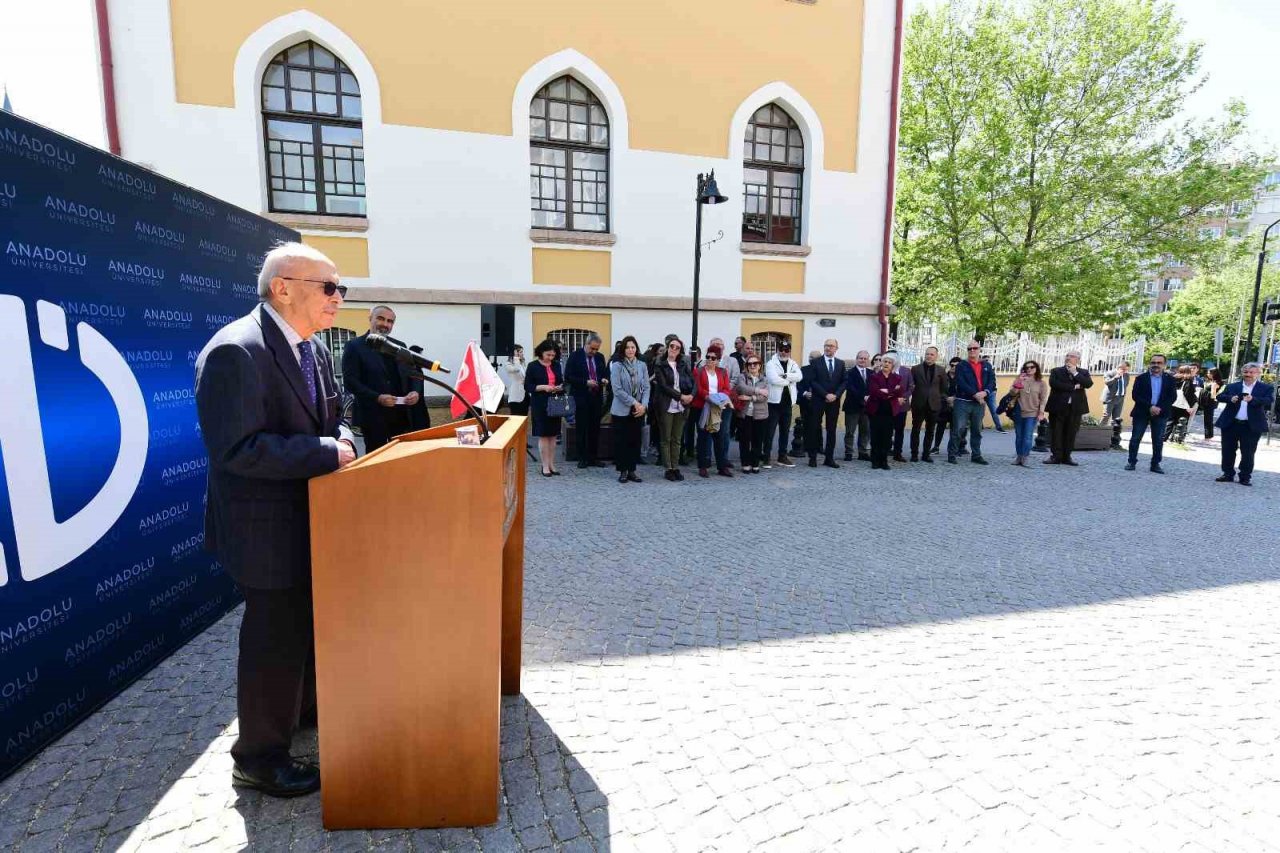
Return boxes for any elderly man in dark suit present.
[1124,353,1177,474]
[809,339,845,468]
[564,334,610,467]
[195,243,356,798]
[1045,350,1094,466]
[341,305,423,453]
[909,346,948,463]
[1215,362,1275,486]
[842,350,873,461]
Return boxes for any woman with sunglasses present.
[1011,360,1047,466]
[866,354,906,469]
[734,355,771,472]
[609,336,649,483]
[651,337,695,481]
[691,344,735,478]
[525,339,565,477]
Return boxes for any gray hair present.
[881,354,898,367]
[370,304,395,317]
[585,333,603,346]
[256,241,335,299]
[1065,350,1081,360]
[1242,362,1262,371]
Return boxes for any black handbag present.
[996,390,1020,416]
[546,393,575,418]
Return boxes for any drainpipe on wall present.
[877,0,906,352]
[93,0,123,156]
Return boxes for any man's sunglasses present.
[280,276,348,298]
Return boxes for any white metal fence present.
[887,329,1145,375]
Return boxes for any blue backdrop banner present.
[0,112,297,778]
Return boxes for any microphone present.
[367,334,450,373]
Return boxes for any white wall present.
[107,0,900,306]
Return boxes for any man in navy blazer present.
[948,341,997,464]
[808,339,846,467]
[1215,362,1275,486]
[1124,353,1178,474]
[564,334,610,467]
[842,350,873,461]
[195,243,356,798]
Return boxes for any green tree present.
[893,0,1264,338]
[1126,257,1280,364]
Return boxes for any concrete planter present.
[1074,425,1114,451]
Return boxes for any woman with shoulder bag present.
[525,339,566,477]
[1010,360,1047,466]
[1164,365,1196,444]
[734,354,771,472]
[1201,368,1223,440]
[609,336,649,483]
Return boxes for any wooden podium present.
[309,415,528,829]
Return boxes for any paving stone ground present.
[3,429,1280,852]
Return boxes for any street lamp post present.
[1245,217,1280,369]
[691,170,728,354]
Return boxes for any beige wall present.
[742,259,806,294]
[302,235,370,277]
[169,0,866,171]
[531,248,611,287]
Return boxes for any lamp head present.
[698,170,729,205]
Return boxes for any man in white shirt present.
[1214,362,1275,486]
[763,340,803,467]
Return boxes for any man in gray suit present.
[195,243,356,797]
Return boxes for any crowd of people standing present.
[498,334,1275,487]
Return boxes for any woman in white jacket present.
[762,341,803,468]
[502,345,528,417]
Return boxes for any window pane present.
[589,105,605,124]
[274,190,318,212]
[787,147,803,166]
[531,97,546,118]
[290,69,312,90]
[773,171,800,188]
[549,121,568,140]
[263,87,286,111]
[287,43,310,64]
[753,106,771,122]
[549,101,567,121]
[533,210,567,228]
[549,78,567,99]
[264,65,285,86]
[569,123,587,142]
[531,118,547,139]
[575,151,607,171]
[315,72,337,93]
[321,125,363,146]
[771,128,786,145]
[354,162,365,182]
[531,147,566,166]
[341,73,359,94]
[754,143,771,160]
[291,91,313,113]
[755,127,770,143]
[341,96,362,119]
[326,195,365,215]
[570,104,587,124]
[575,213,606,232]
[312,45,336,68]
[789,130,802,148]
[315,94,338,114]
[568,79,587,100]
[267,119,313,142]
[590,125,608,145]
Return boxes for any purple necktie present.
[297,341,319,412]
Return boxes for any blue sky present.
[1,0,1277,154]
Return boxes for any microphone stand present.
[406,370,493,445]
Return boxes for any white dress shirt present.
[1237,382,1255,420]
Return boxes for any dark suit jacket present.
[564,348,608,400]
[809,355,846,405]
[1046,365,1094,415]
[1129,371,1177,416]
[1216,381,1275,434]
[909,362,948,414]
[341,332,425,444]
[651,358,695,408]
[195,305,348,590]
[842,364,872,413]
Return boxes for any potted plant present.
[1074,414,1114,450]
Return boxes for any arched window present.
[742,104,803,245]
[261,40,365,216]
[530,76,609,232]
[750,332,792,364]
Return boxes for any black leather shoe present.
[947,456,958,464]
[1215,474,1234,483]
[893,455,908,463]
[619,472,629,483]
[808,458,818,468]
[626,472,642,483]
[1239,479,1252,486]
[844,454,854,462]
[823,460,840,469]
[858,454,872,462]
[232,760,320,798]
[1063,460,1079,467]
[1124,462,1136,471]
[921,455,933,463]
[1149,464,1165,474]
[971,456,989,465]
[577,460,590,469]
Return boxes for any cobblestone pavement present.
[3,431,1280,852]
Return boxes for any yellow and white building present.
[102,0,902,378]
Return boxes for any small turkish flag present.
[450,342,504,418]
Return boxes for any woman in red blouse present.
[866,354,907,470]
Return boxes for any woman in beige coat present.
[1012,360,1048,466]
